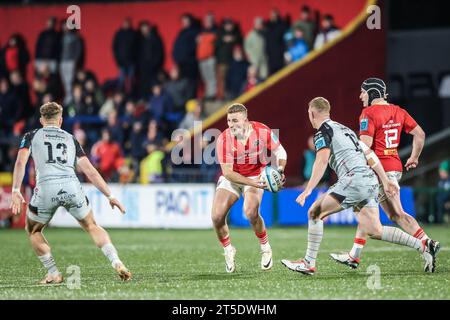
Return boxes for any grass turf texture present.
[0,226,449,299]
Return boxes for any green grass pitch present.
[1,226,449,299]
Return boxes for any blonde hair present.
[227,103,248,117]
[40,102,63,120]
[308,97,331,114]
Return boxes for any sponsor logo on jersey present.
[44,134,65,140]
[314,137,326,150]
[19,137,26,148]
[360,118,369,131]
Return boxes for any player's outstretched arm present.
[296,148,329,206]
[359,140,399,198]
[9,149,30,215]
[77,156,126,214]
[405,125,425,171]
[220,163,266,189]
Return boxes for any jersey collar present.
[317,118,331,129]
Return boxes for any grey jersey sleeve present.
[19,129,38,150]
[313,122,333,151]
[73,136,86,158]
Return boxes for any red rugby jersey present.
[216,121,281,177]
[359,104,417,172]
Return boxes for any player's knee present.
[211,211,226,227]
[308,207,320,220]
[82,220,98,233]
[243,207,259,224]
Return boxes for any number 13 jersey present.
[359,104,418,172]
[19,126,86,184]
[313,119,371,179]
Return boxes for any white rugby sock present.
[38,252,60,275]
[381,226,425,252]
[101,243,122,268]
[305,219,324,267]
[349,238,366,260]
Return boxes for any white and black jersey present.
[19,126,86,184]
[313,119,371,179]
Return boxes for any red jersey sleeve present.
[216,132,233,164]
[257,122,281,151]
[359,109,375,137]
[402,109,418,133]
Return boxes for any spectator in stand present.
[197,12,218,100]
[65,84,84,117]
[112,18,137,94]
[106,109,124,145]
[284,27,309,64]
[90,128,124,182]
[215,18,243,100]
[122,100,143,148]
[60,21,83,104]
[35,17,60,74]
[9,70,31,120]
[3,34,30,78]
[292,5,316,50]
[242,65,260,93]
[73,69,96,89]
[313,14,341,50]
[244,17,268,80]
[148,82,174,134]
[173,13,201,100]
[84,78,104,108]
[226,45,249,100]
[129,121,148,172]
[178,99,204,131]
[165,65,192,114]
[436,160,450,224]
[144,119,164,147]
[265,9,288,75]
[137,21,164,99]
[99,91,125,119]
[33,62,62,103]
[82,94,100,116]
[140,143,165,184]
[0,78,19,137]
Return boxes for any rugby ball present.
[261,166,283,193]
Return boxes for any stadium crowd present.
[0,5,341,184]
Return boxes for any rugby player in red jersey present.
[330,78,440,272]
[213,103,287,273]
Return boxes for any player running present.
[10,102,131,284]
[281,97,436,275]
[213,103,287,272]
[330,78,440,272]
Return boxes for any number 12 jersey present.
[359,104,418,172]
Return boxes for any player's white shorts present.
[378,171,402,203]
[216,175,262,198]
[27,179,91,224]
[327,171,379,211]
